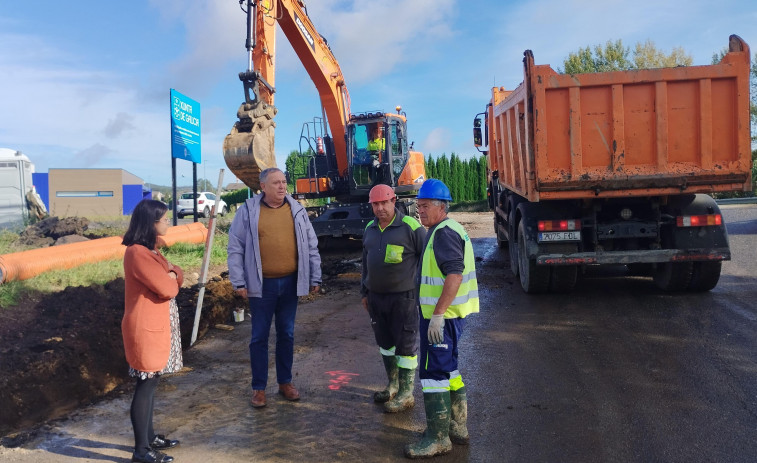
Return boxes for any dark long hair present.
[122,199,168,249]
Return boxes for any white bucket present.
[233,309,245,323]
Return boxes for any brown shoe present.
[278,383,300,401]
[250,389,266,408]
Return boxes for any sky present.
[1,0,756,188]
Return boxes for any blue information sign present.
[170,89,201,163]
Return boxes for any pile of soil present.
[17,217,91,247]
[0,271,241,437]
[0,248,361,439]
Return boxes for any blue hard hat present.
[417,179,452,201]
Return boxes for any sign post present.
[170,89,201,225]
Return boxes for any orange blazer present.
[122,244,184,372]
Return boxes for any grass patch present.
[162,232,229,270]
[449,200,489,212]
[0,227,230,308]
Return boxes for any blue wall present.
[32,173,49,211]
[122,184,143,215]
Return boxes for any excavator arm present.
[223,0,351,189]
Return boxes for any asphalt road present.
[1,206,755,462]
[468,203,757,462]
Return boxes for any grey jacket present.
[227,193,322,297]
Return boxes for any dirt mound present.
[0,270,242,437]
[17,217,91,247]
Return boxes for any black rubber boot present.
[374,354,399,403]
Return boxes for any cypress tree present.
[425,154,436,180]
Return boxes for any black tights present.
[130,375,159,454]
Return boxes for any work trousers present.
[367,289,419,357]
[419,315,466,392]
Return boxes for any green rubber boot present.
[384,367,415,413]
[404,392,452,459]
[449,387,469,444]
[374,355,399,403]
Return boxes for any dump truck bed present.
[487,35,752,201]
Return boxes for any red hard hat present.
[369,184,395,203]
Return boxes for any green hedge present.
[222,188,252,207]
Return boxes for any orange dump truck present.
[473,35,752,293]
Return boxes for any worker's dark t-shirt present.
[419,219,465,280]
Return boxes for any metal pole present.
[246,0,255,72]
[171,157,177,226]
[191,168,225,346]
[193,162,198,222]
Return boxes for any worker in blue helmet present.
[405,179,479,459]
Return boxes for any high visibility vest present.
[367,137,385,151]
[419,219,479,319]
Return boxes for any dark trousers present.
[366,290,419,357]
[248,273,298,390]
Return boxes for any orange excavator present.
[223,0,426,238]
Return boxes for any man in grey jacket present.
[227,167,321,408]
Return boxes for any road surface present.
[1,207,755,462]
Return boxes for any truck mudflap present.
[537,248,730,266]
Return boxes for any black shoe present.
[131,449,174,463]
[151,434,180,450]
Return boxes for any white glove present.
[428,314,445,345]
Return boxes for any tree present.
[425,155,436,180]
[436,153,450,186]
[479,155,488,200]
[634,40,692,68]
[421,154,488,203]
[562,40,632,74]
[284,149,308,188]
[561,39,693,74]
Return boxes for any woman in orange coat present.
[122,199,184,463]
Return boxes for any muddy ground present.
[0,212,492,441]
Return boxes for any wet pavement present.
[1,207,756,462]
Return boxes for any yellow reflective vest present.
[367,137,385,152]
[419,219,479,319]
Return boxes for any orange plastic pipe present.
[0,223,208,284]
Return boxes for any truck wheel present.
[495,217,507,248]
[687,261,721,292]
[543,243,578,292]
[508,212,519,277]
[653,262,693,291]
[517,221,550,293]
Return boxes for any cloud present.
[147,0,247,98]
[288,0,456,84]
[103,113,137,139]
[421,127,452,155]
[76,143,115,166]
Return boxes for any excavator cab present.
[347,113,413,194]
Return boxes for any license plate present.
[538,231,581,242]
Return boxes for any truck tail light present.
[676,214,721,227]
[538,219,581,231]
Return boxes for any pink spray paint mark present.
[325,370,359,390]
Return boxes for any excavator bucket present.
[222,100,278,190]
